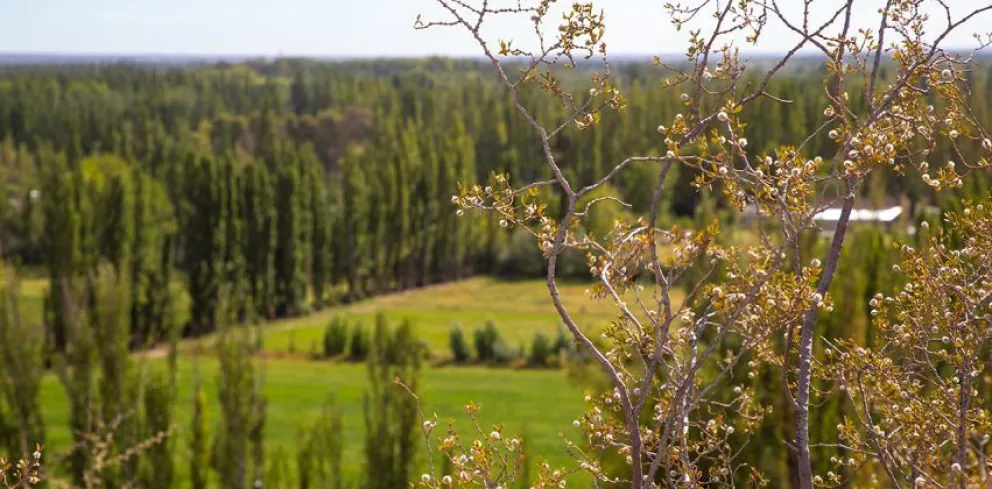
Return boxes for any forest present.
[0,50,991,488]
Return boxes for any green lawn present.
[29,277,651,487]
[255,277,650,359]
[10,275,46,324]
[39,358,589,486]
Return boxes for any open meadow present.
[19,276,667,485]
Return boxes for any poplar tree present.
[0,267,45,459]
[241,160,277,319]
[182,152,228,335]
[274,145,311,316]
[40,149,89,353]
[363,315,421,489]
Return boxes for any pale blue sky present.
[0,0,989,57]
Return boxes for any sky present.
[0,0,990,57]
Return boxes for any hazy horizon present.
[2,0,990,58]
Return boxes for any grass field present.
[258,277,634,358]
[20,276,670,486]
[38,358,589,485]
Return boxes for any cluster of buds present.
[743,148,824,220]
[452,173,560,254]
[0,445,43,487]
[820,198,992,486]
[417,402,536,489]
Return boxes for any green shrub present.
[348,323,369,361]
[474,321,519,363]
[530,332,552,366]
[323,317,348,358]
[473,321,499,362]
[449,325,470,363]
[551,328,569,354]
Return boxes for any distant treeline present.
[0,58,990,344]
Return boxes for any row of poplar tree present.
[2,59,990,341]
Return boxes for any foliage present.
[448,325,470,363]
[822,199,992,487]
[2,4,992,487]
[297,397,344,489]
[265,447,291,489]
[189,369,209,489]
[496,228,545,278]
[414,403,532,489]
[0,267,45,459]
[349,322,369,361]
[425,1,992,488]
[213,325,266,489]
[550,329,569,357]
[0,446,42,488]
[47,269,175,488]
[472,321,502,363]
[529,332,552,367]
[139,367,177,488]
[363,315,422,489]
[323,316,349,358]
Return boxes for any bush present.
[551,328,569,354]
[473,321,501,362]
[472,321,520,364]
[348,323,369,361]
[323,317,348,358]
[495,341,521,364]
[449,325,470,363]
[529,332,552,366]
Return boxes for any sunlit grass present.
[256,277,679,359]
[40,358,588,487]
[28,276,671,487]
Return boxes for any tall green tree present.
[363,314,422,489]
[0,267,45,459]
[241,160,278,319]
[181,152,230,335]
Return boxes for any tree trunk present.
[795,194,855,489]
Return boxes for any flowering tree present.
[414,1,992,487]
[823,201,992,488]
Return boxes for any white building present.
[813,205,903,234]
